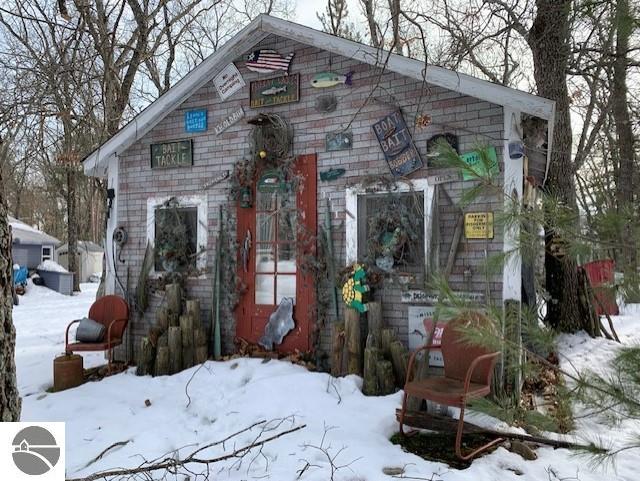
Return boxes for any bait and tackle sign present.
[249,74,300,108]
[150,140,193,169]
[372,111,423,177]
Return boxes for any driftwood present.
[195,345,208,364]
[363,345,381,395]
[331,324,345,377]
[155,346,169,376]
[380,328,395,357]
[136,338,155,376]
[166,283,181,327]
[157,332,168,348]
[157,307,169,332]
[186,299,201,328]
[367,301,383,348]
[180,314,195,369]
[389,340,408,387]
[344,309,362,375]
[376,360,395,395]
[394,409,603,451]
[168,327,182,374]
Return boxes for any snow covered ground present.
[13,283,640,481]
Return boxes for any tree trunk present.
[67,167,80,292]
[0,169,21,420]
[361,0,380,48]
[612,0,638,301]
[528,0,583,332]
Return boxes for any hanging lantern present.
[240,186,253,208]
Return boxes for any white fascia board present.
[261,16,555,120]
[83,19,268,177]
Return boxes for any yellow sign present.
[464,212,494,239]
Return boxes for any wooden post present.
[157,332,168,348]
[376,360,395,395]
[344,308,362,375]
[194,327,208,364]
[155,346,170,376]
[136,337,155,376]
[363,344,381,395]
[331,323,345,377]
[367,301,383,348]
[186,299,201,328]
[180,314,194,369]
[166,283,181,326]
[168,326,182,374]
[157,307,169,332]
[380,328,395,357]
[389,340,408,387]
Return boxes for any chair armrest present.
[106,318,128,346]
[65,320,81,349]
[405,344,443,385]
[462,352,501,395]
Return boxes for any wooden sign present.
[213,63,245,100]
[427,171,461,185]
[464,212,494,239]
[201,170,229,189]
[185,109,207,133]
[326,131,352,151]
[214,106,244,135]
[150,140,193,169]
[461,146,498,180]
[372,111,423,177]
[408,306,447,366]
[401,290,485,304]
[249,73,300,108]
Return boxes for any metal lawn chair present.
[399,313,502,460]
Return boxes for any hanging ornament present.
[341,264,370,313]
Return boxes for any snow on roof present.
[57,241,103,254]
[83,14,555,178]
[9,217,61,246]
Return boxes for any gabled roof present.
[83,14,555,177]
[9,217,61,246]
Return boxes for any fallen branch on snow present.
[66,419,305,481]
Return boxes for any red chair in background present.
[65,295,129,373]
[399,313,502,460]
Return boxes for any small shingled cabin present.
[82,15,554,373]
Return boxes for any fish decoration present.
[246,49,295,73]
[242,229,252,273]
[311,71,353,88]
[261,85,287,96]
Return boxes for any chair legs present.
[398,392,417,437]
[455,403,504,461]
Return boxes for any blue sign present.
[185,109,208,133]
[372,111,423,177]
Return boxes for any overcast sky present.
[293,0,363,31]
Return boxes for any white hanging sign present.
[213,63,245,101]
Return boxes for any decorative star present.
[248,52,256,61]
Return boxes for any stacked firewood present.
[331,301,410,395]
[137,283,209,376]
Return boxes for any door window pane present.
[255,274,275,304]
[257,191,277,211]
[278,210,297,242]
[256,244,275,272]
[257,213,275,243]
[276,274,296,303]
[277,243,296,273]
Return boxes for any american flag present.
[246,49,294,73]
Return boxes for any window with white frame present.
[147,195,207,274]
[41,245,53,262]
[346,179,435,275]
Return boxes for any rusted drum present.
[53,354,83,391]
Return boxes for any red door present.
[236,154,317,352]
